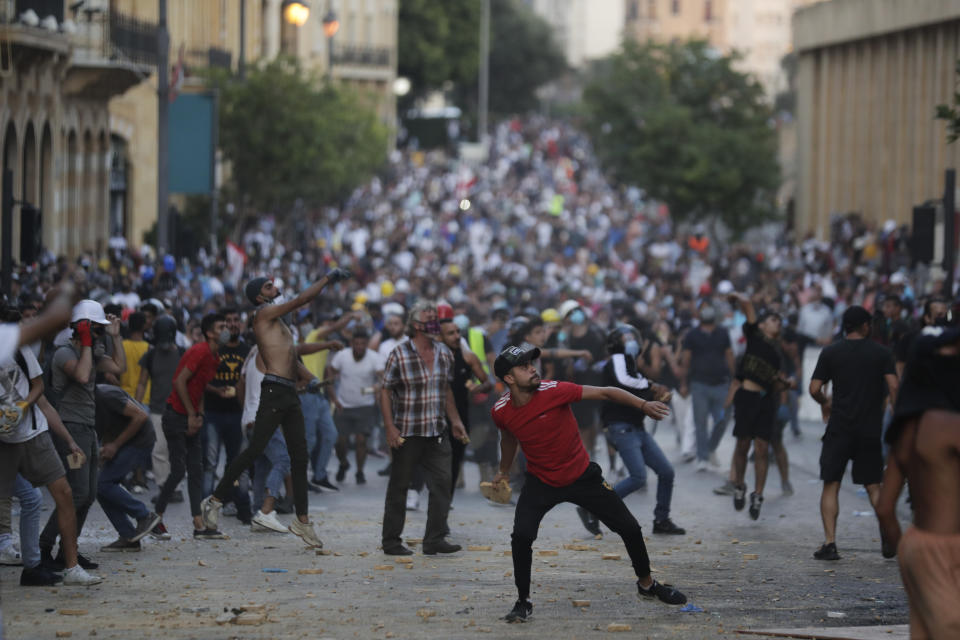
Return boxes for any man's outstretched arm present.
[257,269,351,322]
[581,385,670,420]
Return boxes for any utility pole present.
[157,0,170,255]
[477,0,490,151]
[238,0,246,79]
[944,169,956,298]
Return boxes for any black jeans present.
[214,382,308,517]
[511,462,651,600]
[382,433,452,550]
[155,407,204,518]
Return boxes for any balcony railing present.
[185,47,232,71]
[331,44,390,68]
[108,10,158,67]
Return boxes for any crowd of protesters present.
[0,116,957,633]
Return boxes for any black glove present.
[326,268,352,284]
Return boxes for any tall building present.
[1,0,397,260]
[0,0,154,259]
[526,0,625,68]
[794,0,960,237]
[110,0,398,252]
[623,0,823,99]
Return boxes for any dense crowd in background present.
[1,116,957,597]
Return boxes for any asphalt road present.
[0,418,910,639]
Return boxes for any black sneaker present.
[150,522,172,540]
[422,540,462,555]
[637,579,687,605]
[40,548,64,572]
[193,528,228,540]
[503,598,533,623]
[576,506,602,537]
[131,512,162,543]
[275,496,294,514]
[653,519,686,535]
[20,565,63,587]
[377,464,391,477]
[813,542,840,561]
[383,545,414,556]
[355,471,366,485]
[317,478,339,492]
[748,492,763,520]
[733,484,747,511]
[55,550,98,571]
[336,462,350,482]
[100,538,142,552]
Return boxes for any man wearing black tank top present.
[439,317,492,496]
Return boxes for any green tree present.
[935,59,960,144]
[583,40,780,233]
[214,58,388,214]
[399,0,566,118]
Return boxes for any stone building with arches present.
[0,0,153,260]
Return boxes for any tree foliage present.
[583,40,780,233]
[935,59,960,144]
[398,0,566,117]
[214,58,388,214]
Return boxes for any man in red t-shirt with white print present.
[154,313,227,538]
[491,343,688,623]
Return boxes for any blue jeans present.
[301,393,336,482]
[691,381,729,461]
[606,422,674,522]
[253,431,291,508]
[97,445,151,540]
[203,410,251,516]
[15,474,42,569]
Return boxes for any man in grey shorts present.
[0,342,101,586]
[327,329,384,486]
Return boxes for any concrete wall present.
[794,0,960,238]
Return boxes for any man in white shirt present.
[798,285,835,346]
[327,329,383,485]
[0,343,101,586]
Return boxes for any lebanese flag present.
[226,241,247,288]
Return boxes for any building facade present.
[0,0,154,260]
[623,0,822,99]
[110,0,398,252]
[794,0,960,237]
[527,0,625,68]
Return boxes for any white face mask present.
[270,294,287,306]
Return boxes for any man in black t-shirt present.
[94,384,161,551]
[809,306,898,561]
[201,309,252,523]
[727,293,795,521]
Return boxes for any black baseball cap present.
[494,343,542,380]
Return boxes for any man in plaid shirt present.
[380,300,468,556]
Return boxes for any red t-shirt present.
[491,381,589,487]
[166,342,219,416]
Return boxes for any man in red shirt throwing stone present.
[491,344,688,623]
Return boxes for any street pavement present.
[0,418,911,639]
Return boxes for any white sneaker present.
[289,519,323,548]
[200,495,222,530]
[406,489,420,511]
[252,510,289,534]
[63,565,102,586]
[0,544,22,566]
[695,459,710,472]
[222,503,238,517]
[708,452,722,468]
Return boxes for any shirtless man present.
[200,270,350,547]
[876,325,960,639]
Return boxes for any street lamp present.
[322,7,339,76]
[282,0,310,27]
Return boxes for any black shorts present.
[732,388,776,441]
[819,431,883,485]
[572,400,599,431]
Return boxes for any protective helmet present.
[153,315,178,346]
[437,301,454,321]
